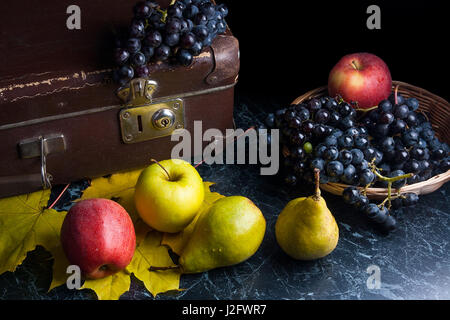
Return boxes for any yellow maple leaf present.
[128,230,181,297]
[0,189,67,275]
[161,182,225,255]
[79,168,146,222]
[81,270,131,300]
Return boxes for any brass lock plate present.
[119,98,184,144]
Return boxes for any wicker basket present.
[291,81,450,199]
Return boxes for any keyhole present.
[161,118,170,127]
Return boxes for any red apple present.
[328,53,392,109]
[60,199,136,279]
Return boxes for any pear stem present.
[313,168,321,200]
[151,158,171,181]
[149,266,180,272]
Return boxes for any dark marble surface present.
[1,93,449,300]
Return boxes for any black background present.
[220,0,449,104]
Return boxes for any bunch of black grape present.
[112,0,228,86]
[360,93,450,186]
[342,186,419,232]
[266,96,374,187]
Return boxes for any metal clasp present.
[18,134,66,189]
[117,78,185,144]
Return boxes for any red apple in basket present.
[60,198,136,279]
[328,53,392,109]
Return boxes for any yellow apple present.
[134,159,204,233]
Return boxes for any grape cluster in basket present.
[265,91,449,232]
[112,0,228,86]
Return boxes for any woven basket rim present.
[290,80,450,198]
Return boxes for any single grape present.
[141,46,155,60]
[324,135,338,147]
[402,129,419,147]
[379,99,393,112]
[131,51,146,66]
[180,32,197,49]
[135,64,150,78]
[130,20,146,39]
[406,112,418,127]
[189,41,204,55]
[406,97,419,111]
[308,98,322,113]
[354,136,369,149]
[165,32,180,46]
[119,65,134,79]
[296,107,310,121]
[389,119,407,135]
[364,203,380,220]
[341,164,357,184]
[402,193,419,206]
[372,206,388,224]
[327,161,344,177]
[351,149,364,165]
[313,124,328,137]
[114,48,130,65]
[290,131,306,145]
[354,194,369,211]
[315,109,330,124]
[338,134,354,149]
[379,112,395,125]
[303,142,313,154]
[291,146,305,159]
[389,170,407,189]
[323,146,339,161]
[394,104,410,119]
[144,30,163,47]
[126,38,141,54]
[339,116,355,130]
[154,44,171,61]
[404,159,421,173]
[311,158,325,171]
[343,186,361,205]
[382,215,397,231]
[301,121,315,135]
[339,103,352,117]
[359,169,375,186]
[176,49,193,66]
[410,147,425,160]
[338,149,353,166]
[329,111,341,125]
[315,143,327,158]
[395,149,410,163]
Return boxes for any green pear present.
[275,169,339,260]
[178,196,266,274]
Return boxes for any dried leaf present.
[128,231,181,297]
[0,189,67,275]
[79,168,145,222]
[81,271,131,300]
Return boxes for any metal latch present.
[117,78,185,144]
[18,134,66,189]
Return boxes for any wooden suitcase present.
[0,0,239,198]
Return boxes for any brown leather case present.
[0,0,239,198]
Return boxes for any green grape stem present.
[372,170,414,184]
[368,160,414,209]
